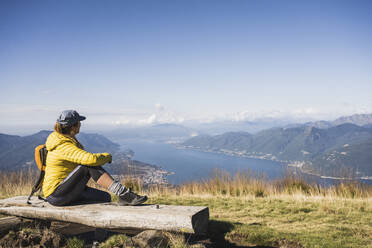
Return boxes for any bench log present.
[0,196,209,235]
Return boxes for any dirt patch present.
[0,227,65,248]
[275,239,305,248]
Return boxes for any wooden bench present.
[0,196,209,235]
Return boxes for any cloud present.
[224,109,289,122]
[111,104,186,126]
[2,102,371,128]
[220,105,372,123]
[141,114,157,124]
[292,107,319,115]
[155,103,165,112]
[338,102,372,115]
[136,104,186,125]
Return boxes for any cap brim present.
[79,116,86,121]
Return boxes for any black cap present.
[57,110,86,126]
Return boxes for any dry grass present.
[146,169,372,199]
[1,169,372,247]
[1,168,372,200]
[0,169,36,199]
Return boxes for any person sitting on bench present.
[43,110,147,206]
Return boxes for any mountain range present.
[2,113,372,178]
[186,113,372,135]
[182,123,372,178]
[286,113,372,129]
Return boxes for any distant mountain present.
[0,134,23,158]
[302,113,372,129]
[302,121,333,129]
[76,132,120,153]
[182,123,372,177]
[0,131,120,171]
[186,113,372,135]
[332,113,372,126]
[0,131,52,171]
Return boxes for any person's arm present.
[57,142,112,166]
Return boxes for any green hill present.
[183,124,372,177]
[307,139,372,178]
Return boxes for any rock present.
[124,230,170,248]
[92,241,100,248]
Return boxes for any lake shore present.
[176,144,372,182]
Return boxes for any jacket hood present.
[45,131,77,151]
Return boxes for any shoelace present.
[119,187,130,196]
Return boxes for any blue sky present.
[1,0,372,132]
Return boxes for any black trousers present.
[46,165,111,206]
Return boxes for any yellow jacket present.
[43,131,111,197]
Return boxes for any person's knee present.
[84,166,105,181]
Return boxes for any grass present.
[146,169,372,198]
[99,234,127,248]
[66,236,84,248]
[148,195,372,248]
[1,169,372,247]
[0,168,37,199]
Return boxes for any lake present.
[117,139,372,186]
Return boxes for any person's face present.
[71,121,81,135]
[76,121,81,134]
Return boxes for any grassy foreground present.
[1,169,372,247]
[148,195,372,248]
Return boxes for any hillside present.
[307,139,372,178]
[0,131,120,171]
[182,124,372,177]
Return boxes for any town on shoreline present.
[110,150,174,186]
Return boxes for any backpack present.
[27,144,48,204]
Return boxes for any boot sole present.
[118,196,148,206]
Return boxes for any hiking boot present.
[118,188,148,206]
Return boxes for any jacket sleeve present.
[57,142,112,166]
